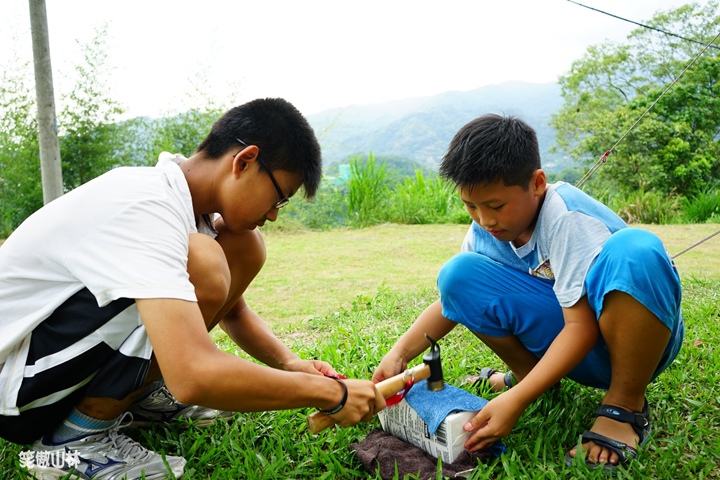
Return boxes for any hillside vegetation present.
[308,81,565,170]
[1,3,718,237]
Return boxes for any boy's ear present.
[532,169,547,194]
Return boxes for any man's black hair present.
[439,114,541,190]
[196,98,322,197]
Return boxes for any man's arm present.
[209,222,335,375]
[218,298,325,374]
[136,297,383,424]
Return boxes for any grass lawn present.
[1,223,719,479]
[247,223,720,324]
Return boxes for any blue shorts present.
[438,228,684,389]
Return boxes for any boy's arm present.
[372,299,458,383]
[510,295,599,402]
[463,296,599,452]
[137,297,384,424]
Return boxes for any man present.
[0,98,384,479]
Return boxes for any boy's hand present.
[371,352,407,383]
[462,393,524,452]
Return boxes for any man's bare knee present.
[187,233,231,325]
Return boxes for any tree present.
[150,108,222,161]
[148,71,236,162]
[0,25,137,234]
[58,25,128,190]
[551,1,720,197]
[29,0,63,203]
[0,51,42,235]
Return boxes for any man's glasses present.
[235,138,290,209]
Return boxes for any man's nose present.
[265,207,279,222]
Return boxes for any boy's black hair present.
[196,98,322,197]
[439,114,541,190]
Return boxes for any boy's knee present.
[600,228,678,287]
[187,234,231,309]
[589,227,681,333]
[604,228,665,260]
[438,252,491,294]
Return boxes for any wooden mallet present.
[307,334,444,433]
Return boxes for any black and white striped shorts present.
[0,288,151,444]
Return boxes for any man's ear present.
[231,145,259,176]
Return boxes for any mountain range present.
[306,81,569,172]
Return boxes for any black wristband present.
[319,378,348,415]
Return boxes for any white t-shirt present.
[461,182,627,307]
[0,155,200,415]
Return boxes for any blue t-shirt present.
[461,182,627,307]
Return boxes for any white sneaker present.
[127,385,233,428]
[27,414,185,479]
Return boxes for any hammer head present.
[422,333,444,392]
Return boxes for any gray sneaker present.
[127,385,233,428]
[27,414,185,479]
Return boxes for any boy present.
[0,98,384,479]
[373,114,683,471]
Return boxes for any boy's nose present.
[480,215,497,229]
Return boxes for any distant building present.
[325,164,351,187]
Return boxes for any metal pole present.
[28,0,63,203]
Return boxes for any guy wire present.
[575,30,720,190]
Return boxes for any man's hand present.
[284,358,338,377]
[463,392,524,452]
[329,379,386,427]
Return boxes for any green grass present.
[249,223,720,325]
[2,224,720,479]
[245,224,470,324]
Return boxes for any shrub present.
[346,154,391,228]
[388,170,455,224]
[605,189,683,224]
[683,185,720,223]
[266,179,349,232]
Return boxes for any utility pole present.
[29,0,63,203]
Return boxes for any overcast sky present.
[1,0,700,118]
